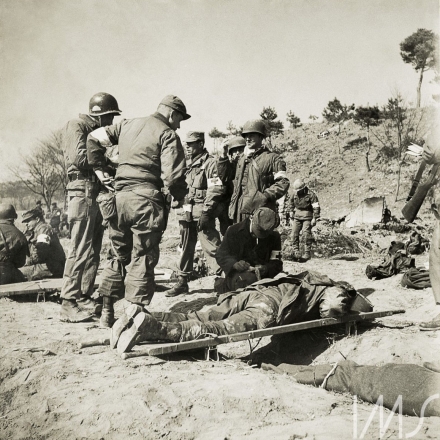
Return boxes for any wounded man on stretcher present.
[112,270,363,354]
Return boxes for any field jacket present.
[289,188,320,220]
[0,220,28,267]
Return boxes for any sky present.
[0,0,439,180]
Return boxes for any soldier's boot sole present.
[110,303,142,349]
[117,312,150,354]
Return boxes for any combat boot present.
[59,299,94,323]
[99,296,115,328]
[165,276,189,297]
[302,251,311,261]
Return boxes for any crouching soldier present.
[20,209,66,280]
[114,270,357,353]
[289,179,320,261]
[0,204,28,285]
[215,207,283,293]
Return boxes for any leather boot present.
[166,276,189,297]
[59,299,94,323]
[117,313,182,353]
[99,297,115,328]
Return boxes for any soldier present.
[288,179,320,261]
[227,120,290,223]
[215,207,283,293]
[87,94,188,332]
[166,131,226,297]
[0,204,28,285]
[59,92,122,323]
[35,200,44,219]
[20,209,66,280]
[49,202,62,233]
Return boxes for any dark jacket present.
[62,114,100,177]
[0,220,28,268]
[216,217,283,277]
[87,112,187,201]
[227,148,289,222]
[289,187,321,220]
[26,220,66,275]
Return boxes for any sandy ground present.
[1,251,440,440]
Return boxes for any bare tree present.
[9,130,66,207]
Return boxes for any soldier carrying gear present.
[87,94,188,330]
[225,119,290,224]
[20,209,66,281]
[215,207,283,293]
[0,204,28,285]
[289,178,321,261]
[59,92,122,323]
[166,131,227,297]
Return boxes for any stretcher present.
[0,268,173,299]
[118,309,405,360]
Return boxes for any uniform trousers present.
[291,218,312,252]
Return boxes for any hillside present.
[274,111,437,221]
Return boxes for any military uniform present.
[87,107,187,306]
[20,214,66,280]
[228,147,289,223]
[176,148,226,277]
[0,219,28,285]
[216,214,283,292]
[289,186,320,258]
[49,204,62,233]
[60,114,105,302]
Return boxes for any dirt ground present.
[1,244,440,439]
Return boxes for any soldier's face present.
[26,218,38,231]
[229,147,244,163]
[244,133,263,150]
[98,114,115,127]
[169,111,184,130]
[187,141,204,159]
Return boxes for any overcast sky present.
[0,0,438,180]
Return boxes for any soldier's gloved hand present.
[197,213,211,232]
[232,260,251,272]
[311,218,317,227]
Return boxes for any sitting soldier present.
[215,207,283,294]
[113,270,357,353]
[0,204,28,285]
[20,209,66,280]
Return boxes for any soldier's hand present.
[171,199,183,209]
[95,170,114,192]
[197,213,211,232]
[422,143,440,165]
[233,260,251,272]
[220,139,229,158]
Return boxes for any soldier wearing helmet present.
[288,178,321,261]
[20,209,66,281]
[226,119,290,223]
[87,95,188,332]
[59,92,122,323]
[0,204,28,285]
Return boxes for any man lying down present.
[112,270,359,354]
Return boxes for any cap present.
[22,209,42,223]
[185,131,205,143]
[52,202,57,206]
[251,207,280,238]
[292,179,306,191]
[227,136,246,152]
[36,200,41,205]
[160,95,191,120]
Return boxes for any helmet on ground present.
[292,179,306,191]
[89,93,121,116]
[0,204,17,220]
[227,136,246,152]
[241,120,267,138]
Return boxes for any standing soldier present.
[20,209,66,280]
[87,95,188,334]
[228,120,290,224]
[59,92,122,323]
[289,179,320,261]
[49,202,62,233]
[166,131,226,297]
[35,200,45,219]
[0,204,28,285]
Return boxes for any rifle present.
[402,163,440,223]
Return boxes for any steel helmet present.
[227,136,246,152]
[241,119,267,138]
[89,93,122,116]
[0,204,18,220]
[292,179,306,191]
